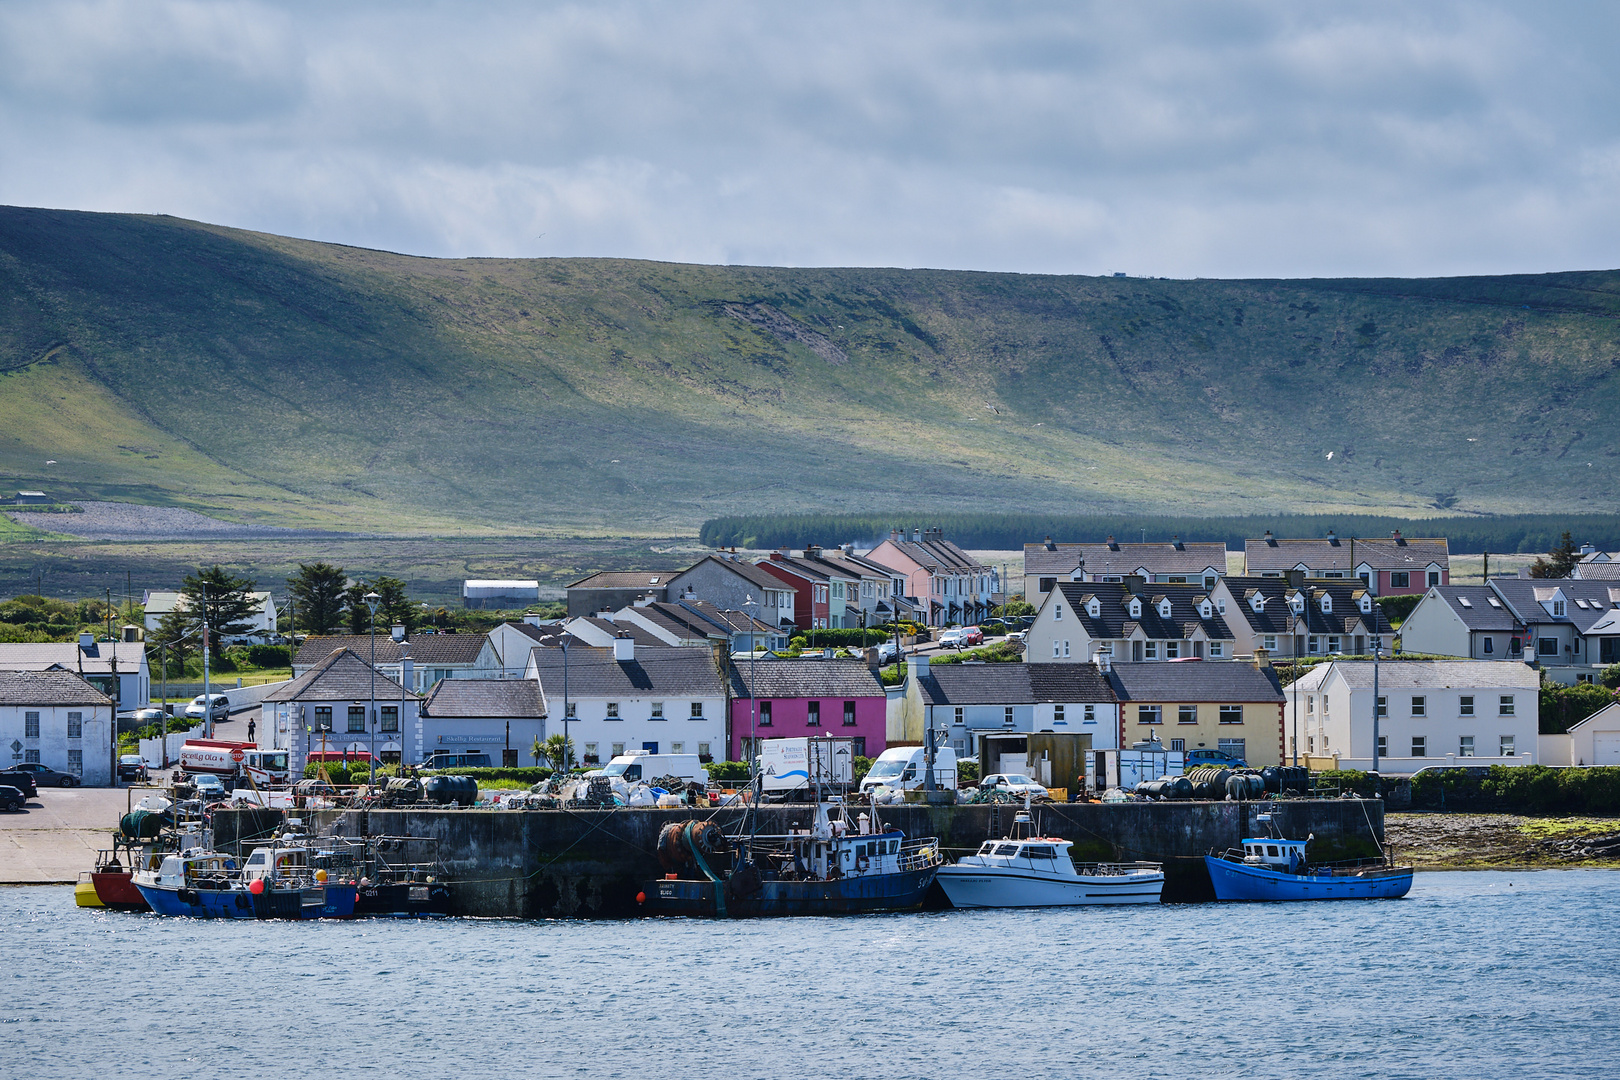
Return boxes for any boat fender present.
[249,878,265,894]
[636,891,646,904]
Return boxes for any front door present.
[642,741,658,754]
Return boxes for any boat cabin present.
[969,838,1075,871]
[1240,837,1308,872]
[151,851,238,885]
[834,831,906,878]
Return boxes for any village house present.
[665,556,797,628]
[0,635,150,710]
[1026,580,1236,664]
[142,589,278,642]
[612,599,787,653]
[1285,659,1538,773]
[483,617,571,678]
[896,654,1120,757]
[1399,578,1620,684]
[1109,659,1287,768]
[1243,530,1448,596]
[1210,575,1394,660]
[1543,702,1620,767]
[419,678,546,767]
[263,648,422,769]
[563,570,679,617]
[1024,536,1226,606]
[293,633,494,695]
[1397,585,1526,661]
[0,669,115,786]
[728,659,886,761]
[756,548,864,631]
[863,528,997,628]
[524,639,727,766]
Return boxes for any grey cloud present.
[0,0,1618,276]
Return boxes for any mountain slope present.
[1,205,1617,534]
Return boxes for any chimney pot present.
[78,631,94,652]
[391,623,405,642]
[613,633,634,662]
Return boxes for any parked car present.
[117,754,149,783]
[876,641,901,664]
[980,773,1050,799]
[191,774,228,801]
[1184,748,1247,769]
[937,627,967,649]
[0,785,25,812]
[13,762,79,788]
[185,694,230,722]
[1007,630,1028,643]
[961,626,984,647]
[0,770,38,798]
[130,706,167,726]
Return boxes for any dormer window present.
[1158,599,1172,618]
[1320,595,1332,613]
[1128,599,1142,618]
[1087,598,1101,618]
[1359,596,1372,613]
[1250,594,1265,613]
[1198,600,1212,618]
[1289,593,1304,613]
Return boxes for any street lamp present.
[365,590,381,784]
[1371,641,1382,775]
[744,593,758,764]
[560,637,571,775]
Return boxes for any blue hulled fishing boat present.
[1205,814,1412,901]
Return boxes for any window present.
[690,702,704,719]
[1483,637,1494,654]
[1428,571,1441,587]
[807,701,821,727]
[1003,707,1014,726]
[1217,738,1246,759]
[1391,571,1410,589]
[584,742,599,764]
[1054,705,1065,724]
[1459,736,1475,757]
[1063,640,1071,658]
[1053,640,1062,658]
[24,712,39,738]
[669,741,684,754]
[1178,705,1198,725]
[1219,705,1244,725]
[566,703,577,718]
[611,742,625,757]
[348,706,366,733]
[1054,603,1063,621]
[1263,635,1277,651]
[24,750,38,763]
[953,707,964,724]
[1376,695,1387,717]
[1552,600,1566,617]
[1138,705,1162,725]
[606,702,620,720]
[1509,637,1522,656]
[1162,641,1178,659]
[1307,636,1320,655]
[843,701,856,726]
[1210,642,1224,658]
[651,702,664,719]
[67,749,82,775]
[1499,695,1515,716]
[1170,738,1185,751]
[1083,704,1096,724]
[1411,736,1427,757]
[380,706,399,733]
[698,742,712,762]
[1377,735,1387,756]
[1460,696,1475,716]
[1500,736,1516,756]
[1144,641,1157,660]
[758,701,772,726]
[314,706,333,731]
[1306,696,1314,715]
[1307,736,1315,753]
[66,712,82,739]
[1411,696,1426,717]
[1327,636,1341,654]
[1538,637,1558,656]
[1039,577,1057,593]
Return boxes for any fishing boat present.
[1204,813,1413,901]
[639,800,943,918]
[937,809,1164,908]
[77,793,203,911]
[133,840,357,919]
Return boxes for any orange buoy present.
[636,891,646,904]
[248,878,265,894]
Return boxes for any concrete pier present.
[210,798,1385,917]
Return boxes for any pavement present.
[0,785,165,883]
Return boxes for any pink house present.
[728,660,887,762]
[1243,530,1449,597]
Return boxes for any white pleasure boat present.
[937,811,1164,908]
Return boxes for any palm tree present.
[531,736,545,767]
[544,734,574,772]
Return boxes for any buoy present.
[636,891,646,904]
[315,869,328,884]
[249,878,265,894]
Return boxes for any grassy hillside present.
[1,205,1618,535]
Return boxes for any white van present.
[591,750,709,787]
[858,745,958,793]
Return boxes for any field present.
[2,205,1618,537]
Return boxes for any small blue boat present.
[1205,818,1413,902]
[133,846,357,920]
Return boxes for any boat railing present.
[1072,860,1162,876]
[897,838,944,872]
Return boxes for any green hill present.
[1,205,1617,535]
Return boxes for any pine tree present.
[179,566,260,660]
[287,562,348,634]
[344,576,416,636]
[1529,531,1580,579]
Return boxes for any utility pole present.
[1371,645,1382,775]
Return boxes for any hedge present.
[1410,765,1620,814]
[931,641,1023,665]
[788,628,893,648]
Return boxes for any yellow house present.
[1107,658,1287,768]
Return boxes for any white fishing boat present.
[937,810,1164,908]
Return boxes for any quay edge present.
[209,799,1385,917]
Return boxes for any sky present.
[1,0,1617,278]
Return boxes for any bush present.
[706,761,752,784]
[879,663,906,686]
[1313,770,1383,798]
[789,628,891,649]
[1410,766,1620,814]
[931,641,1023,665]
[227,643,290,669]
[1540,681,1618,734]
[1376,595,1422,627]
[957,760,979,785]
[1601,664,1620,690]
[430,766,553,784]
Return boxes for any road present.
[0,785,156,883]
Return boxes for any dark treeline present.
[699,512,1620,555]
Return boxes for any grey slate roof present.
[0,669,114,706]
[293,634,485,667]
[264,648,416,702]
[0,640,146,675]
[499,621,570,646]
[917,663,1035,706]
[1574,561,1620,581]
[1221,577,1395,637]
[565,570,681,590]
[1423,586,1520,632]
[1321,659,1539,691]
[1489,578,1620,632]
[1053,581,1235,641]
[422,679,546,718]
[527,646,726,697]
[729,660,885,699]
[1107,661,1285,703]
[1026,663,1118,702]
[1245,534,1449,573]
[571,618,669,647]
[1025,540,1227,578]
[880,536,989,573]
[673,556,796,594]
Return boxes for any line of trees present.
[286,562,416,635]
[699,512,1620,555]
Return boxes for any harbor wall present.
[210,798,1385,917]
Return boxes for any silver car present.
[184,694,230,721]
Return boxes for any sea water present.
[7,871,1615,1079]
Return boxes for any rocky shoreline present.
[1386,813,1620,869]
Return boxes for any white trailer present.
[757,737,857,793]
[1090,746,1186,794]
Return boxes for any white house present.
[1285,660,1539,774]
[0,636,150,710]
[263,648,422,769]
[419,679,547,766]
[524,638,727,767]
[1397,586,1526,661]
[1026,580,1236,665]
[895,655,1120,754]
[143,590,278,641]
[0,669,116,786]
[292,634,495,694]
[1552,702,1620,767]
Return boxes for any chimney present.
[1391,529,1405,545]
[400,642,414,691]
[614,632,635,662]
[1264,530,1276,545]
[78,631,93,652]
[1044,535,1055,551]
[1252,647,1270,669]
[912,653,930,678]
[1123,574,1145,594]
[523,611,542,626]
[634,593,656,607]
[391,623,405,642]
[121,624,140,643]
[804,545,821,559]
[1094,647,1111,673]
[911,528,921,542]
[843,544,854,556]
[889,529,901,543]
[1286,569,1306,589]
[1107,536,1119,551]
[1326,529,1338,546]
[1172,535,1184,550]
